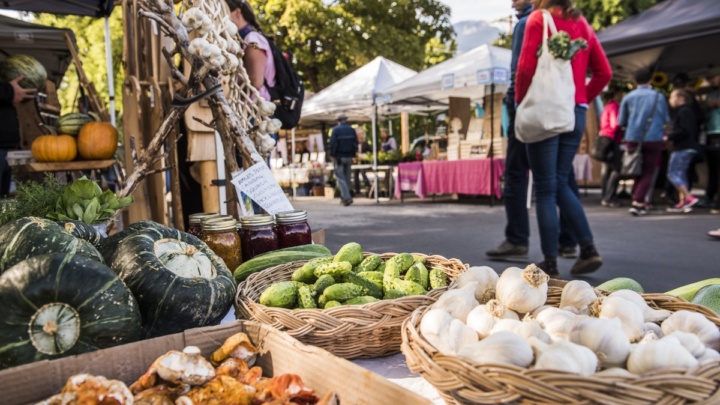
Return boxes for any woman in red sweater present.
[515,0,612,276]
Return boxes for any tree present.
[34,11,124,118]
[251,0,455,92]
[575,0,662,31]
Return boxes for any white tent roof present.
[378,44,512,106]
[300,56,417,124]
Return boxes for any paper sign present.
[476,69,492,85]
[441,73,455,90]
[230,162,294,215]
[493,68,509,84]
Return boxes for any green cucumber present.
[234,251,330,283]
[254,244,332,258]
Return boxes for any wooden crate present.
[460,138,507,160]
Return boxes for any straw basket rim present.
[235,252,466,358]
[401,282,720,405]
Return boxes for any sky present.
[442,0,513,25]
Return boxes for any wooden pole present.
[200,160,220,212]
[400,112,410,154]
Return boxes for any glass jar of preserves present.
[202,218,242,271]
[239,214,279,261]
[275,210,312,248]
[187,212,220,238]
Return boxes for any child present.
[666,89,700,213]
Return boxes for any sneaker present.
[711,209,720,215]
[710,229,720,239]
[559,245,578,259]
[486,240,529,259]
[629,205,648,216]
[571,244,603,275]
[535,260,559,277]
[601,200,622,208]
[342,199,354,207]
[666,201,689,213]
[683,195,699,209]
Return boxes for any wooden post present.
[200,160,220,212]
[122,75,152,224]
[400,112,410,154]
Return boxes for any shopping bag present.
[515,10,576,144]
[590,135,614,162]
[620,147,643,178]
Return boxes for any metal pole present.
[372,103,379,203]
[291,128,296,200]
[490,83,495,207]
[104,17,116,126]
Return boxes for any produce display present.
[257,242,448,309]
[57,220,104,246]
[420,264,720,376]
[31,133,77,163]
[77,121,119,160]
[102,222,236,338]
[57,113,95,136]
[234,244,332,283]
[0,253,141,369]
[0,54,47,91]
[39,332,335,405]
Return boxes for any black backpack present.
[265,41,304,129]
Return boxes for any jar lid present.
[276,210,308,224]
[201,215,234,223]
[240,214,275,227]
[202,218,237,231]
[189,212,220,224]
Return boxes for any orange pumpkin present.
[77,122,118,160]
[31,134,77,162]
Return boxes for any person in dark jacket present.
[0,75,36,196]
[329,113,358,206]
[666,89,700,213]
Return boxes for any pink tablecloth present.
[396,158,506,200]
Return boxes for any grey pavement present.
[294,194,720,294]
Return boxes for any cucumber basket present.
[401,279,720,405]
[235,252,465,359]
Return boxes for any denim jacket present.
[619,86,670,143]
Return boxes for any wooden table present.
[11,160,116,174]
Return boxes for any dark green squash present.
[56,220,104,247]
[104,223,236,338]
[0,253,142,369]
[0,217,104,274]
[97,220,168,262]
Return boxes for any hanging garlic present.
[570,317,631,368]
[183,0,203,7]
[458,331,533,367]
[627,335,698,375]
[225,54,239,71]
[456,266,498,303]
[534,307,583,342]
[258,100,277,116]
[529,337,598,375]
[666,331,706,357]
[661,310,720,349]
[560,280,598,312]
[267,118,283,133]
[491,319,552,344]
[495,264,549,314]
[197,15,213,36]
[431,283,479,323]
[181,8,206,31]
[466,300,519,338]
[226,38,241,55]
[643,322,663,338]
[592,296,645,342]
[223,17,238,36]
[207,54,227,70]
[258,134,277,152]
[188,38,211,58]
[698,348,720,364]
[609,290,671,323]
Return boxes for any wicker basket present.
[236,252,466,359]
[402,280,720,405]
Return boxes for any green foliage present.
[34,10,124,117]
[47,176,132,224]
[538,32,588,60]
[251,0,455,92]
[575,0,662,31]
[0,174,66,225]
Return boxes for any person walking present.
[329,114,358,206]
[515,0,612,275]
[619,68,671,216]
[354,127,371,195]
[1,76,36,196]
[665,89,700,213]
[599,88,625,207]
[486,0,579,262]
[702,70,720,214]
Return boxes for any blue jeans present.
[526,106,591,258]
[504,102,578,248]
[334,157,353,202]
[667,149,696,189]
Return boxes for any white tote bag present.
[515,10,576,144]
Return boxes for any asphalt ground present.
[293,192,720,294]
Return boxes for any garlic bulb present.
[495,264,549,314]
[466,299,518,338]
[226,38,241,54]
[156,346,216,386]
[181,8,206,30]
[638,331,659,344]
[643,322,663,338]
[456,266,498,303]
[608,290,671,323]
[593,296,645,342]
[666,331,706,357]
[535,307,582,342]
[267,118,283,133]
[529,337,598,375]
[661,310,720,349]
[560,280,598,311]
[594,367,636,377]
[188,38,211,58]
[458,331,533,367]
[431,283,479,322]
[627,335,698,375]
[224,17,238,36]
[491,319,552,344]
[570,317,631,368]
[420,309,478,355]
[259,100,277,115]
[698,348,720,364]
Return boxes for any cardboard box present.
[0,321,430,405]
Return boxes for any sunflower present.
[651,71,668,87]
